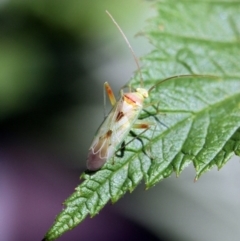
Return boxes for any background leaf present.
[43,0,240,240]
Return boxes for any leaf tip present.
[175,171,180,178]
[194,176,199,182]
[145,182,155,189]
[80,172,90,180]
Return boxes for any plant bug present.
[86,11,152,171]
[86,11,215,171]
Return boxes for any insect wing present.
[110,96,142,143]
[87,94,143,171]
[87,99,123,171]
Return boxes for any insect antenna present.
[148,74,218,93]
[106,10,144,87]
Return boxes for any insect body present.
[86,11,151,171]
[87,83,149,171]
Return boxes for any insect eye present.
[136,88,148,98]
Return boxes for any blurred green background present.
[0,0,151,167]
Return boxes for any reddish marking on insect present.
[136,123,149,129]
[116,111,124,121]
[99,129,112,141]
[123,94,136,105]
[87,129,113,171]
[106,130,112,137]
[104,82,116,106]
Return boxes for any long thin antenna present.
[106,10,144,87]
[148,74,219,93]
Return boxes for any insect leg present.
[104,82,117,117]
[132,122,151,129]
[104,82,116,106]
[114,123,150,159]
[140,102,169,129]
[113,141,126,165]
[115,141,125,158]
[130,124,158,161]
[129,130,149,157]
[116,127,150,155]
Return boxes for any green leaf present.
[43,0,240,240]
